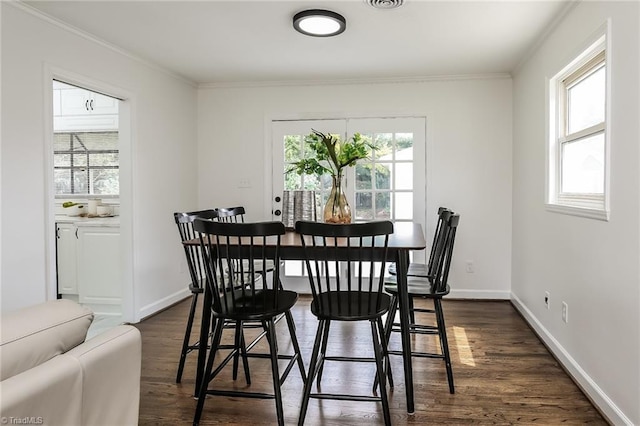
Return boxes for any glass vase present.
[324,173,351,223]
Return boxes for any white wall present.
[1,3,198,320]
[512,2,639,424]
[198,77,513,299]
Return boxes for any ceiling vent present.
[366,0,404,9]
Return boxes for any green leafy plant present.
[286,129,376,178]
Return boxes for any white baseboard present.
[137,287,191,321]
[448,288,510,299]
[511,293,632,426]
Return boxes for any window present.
[547,34,608,219]
[54,131,119,196]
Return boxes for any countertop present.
[55,215,120,227]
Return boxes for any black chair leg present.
[232,320,241,380]
[266,319,285,426]
[371,320,392,426]
[239,323,251,385]
[193,318,224,426]
[377,317,393,389]
[285,310,307,381]
[375,296,398,390]
[316,319,331,385]
[298,319,326,426]
[176,292,198,383]
[434,298,454,394]
[408,296,416,327]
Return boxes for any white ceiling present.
[23,0,572,85]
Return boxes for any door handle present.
[274,209,282,216]
[274,196,281,203]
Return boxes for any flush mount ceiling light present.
[293,9,346,37]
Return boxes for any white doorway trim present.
[43,65,136,322]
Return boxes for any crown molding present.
[198,73,512,90]
[8,1,197,88]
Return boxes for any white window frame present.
[546,29,610,221]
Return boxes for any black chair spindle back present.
[194,220,284,319]
[296,221,394,319]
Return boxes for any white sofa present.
[0,299,141,426]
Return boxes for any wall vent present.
[366,0,404,9]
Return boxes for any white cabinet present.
[76,226,122,307]
[56,222,122,318]
[53,86,119,132]
[59,88,118,116]
[56,223,77,294]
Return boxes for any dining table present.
[184,221,426,414]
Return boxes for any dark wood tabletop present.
[184,222,426,252]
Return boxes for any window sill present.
[545,203,609,221]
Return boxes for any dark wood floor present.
[136,296,607,425]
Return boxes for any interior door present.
[271,117,427,292]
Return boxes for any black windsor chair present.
[214,206,284,378]
[295,220,394,426]
[384,207,452,337]
[192,220,306,426]
[174,209,233,384]
[383,212,460,394]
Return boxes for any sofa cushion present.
[0,299,93,381]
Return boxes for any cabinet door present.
[90,92,119,115]
[54,88,119,132]
[77,227,121,306]
[59,88,92,116]
[56,223,77,294]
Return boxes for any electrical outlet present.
[465,261,475,273]
[562,302,568,323]
[544,291,550,309]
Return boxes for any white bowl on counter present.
[66,204,85,216]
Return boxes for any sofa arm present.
[65,325,141,426]
[0,355,83,425]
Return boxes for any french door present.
[271,117,426,290]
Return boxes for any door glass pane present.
[374,133,393,159]
[356,192,373,220]
[395,192,413,220]
[375,163,392,190]
[355,164,372,190]
[375,192,391,220]
[395,163,413,190]
[396,133,414,159]
[567,65,605,134]
[561,132,604,194]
